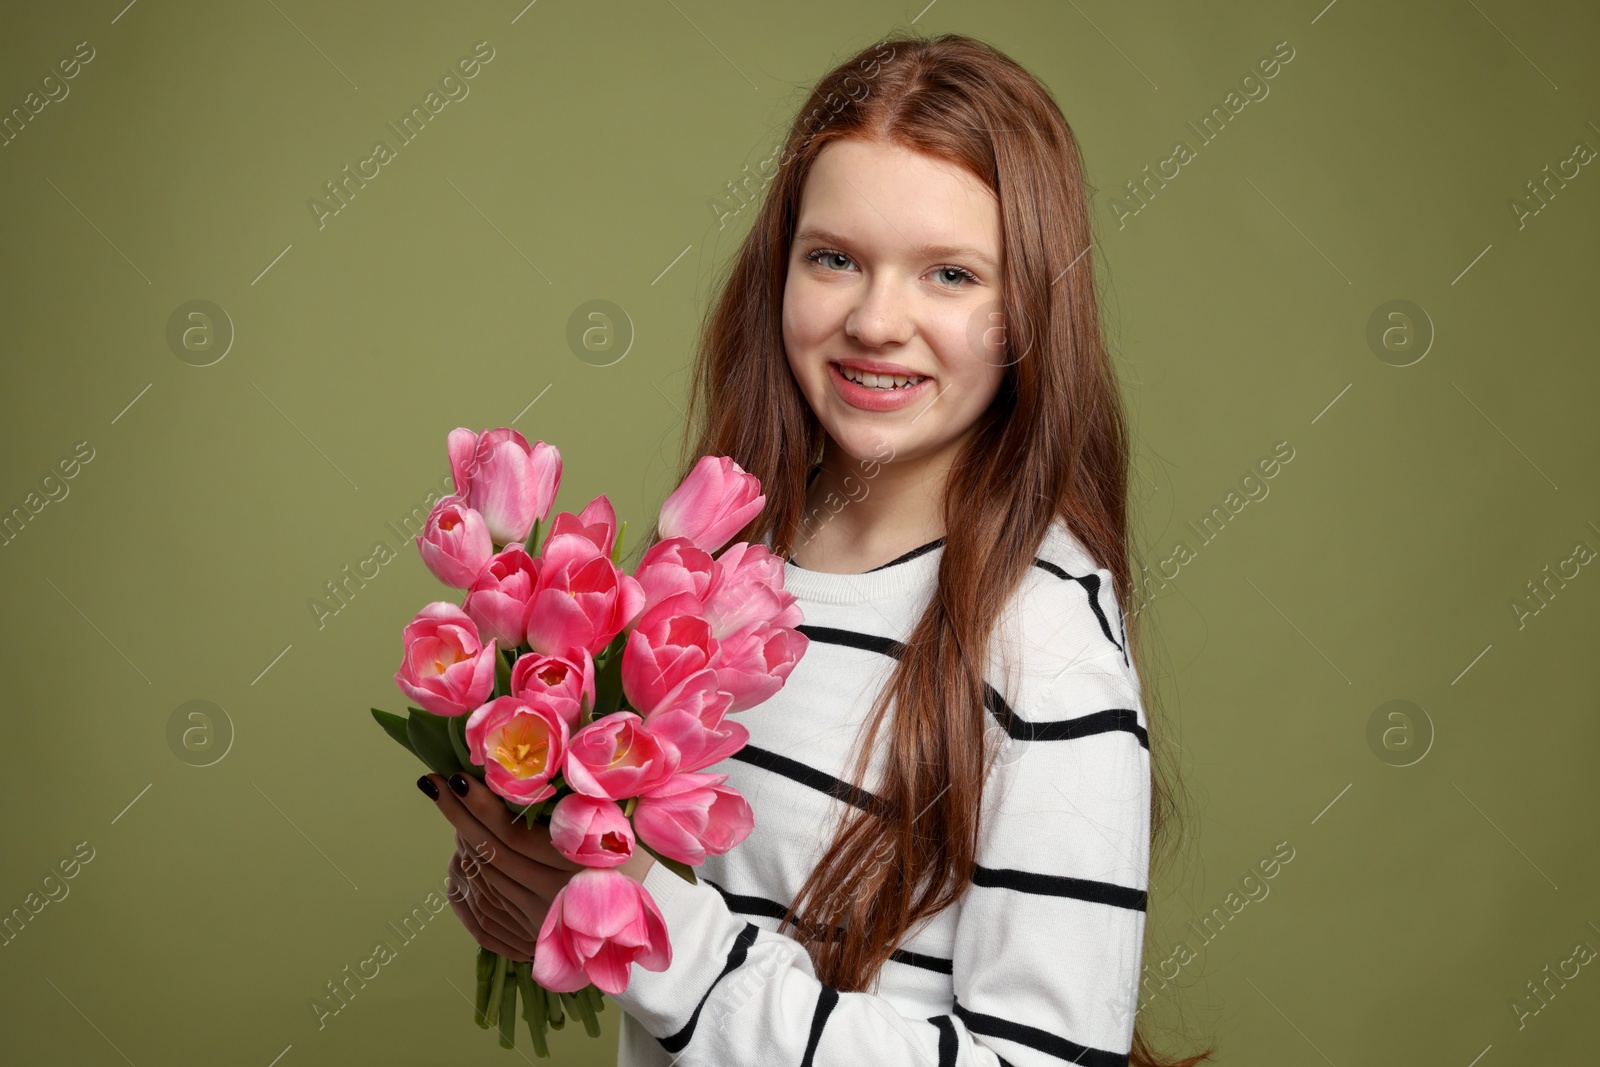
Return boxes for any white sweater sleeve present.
[607,644,1152,1067]
[949,648,1152,1065]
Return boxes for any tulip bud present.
[549,794,635,867]
[657,455,765,554]
[464,544,539,649]
[416,496,494,589]
[633,772,754,866]
[448,427,560,545]
[531,869,670,994]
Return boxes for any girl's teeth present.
[841,366,926,390]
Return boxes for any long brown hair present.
[639,31,1212,1067]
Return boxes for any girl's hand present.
[418,773,656,960]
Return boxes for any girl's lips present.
[827,361,933,412]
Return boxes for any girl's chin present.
[817,426,908,468]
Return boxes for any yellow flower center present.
[493,721,549,778]
[431,647,468,676]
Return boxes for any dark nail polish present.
[417,776,440,800]
[448,773,470,797]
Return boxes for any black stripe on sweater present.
[892,947,956,974]
[797,623,902,658]
[1031,559,1128,668]
[703,878,954,973]
[799,986,840,1067]
[986,687,1149,750]
[953,997,1129,1067]
[972,865,1147,911]
[929,1014,959,1067]
[797,625,1149,749]
[656,922,761,1054]
[729,743,885,814]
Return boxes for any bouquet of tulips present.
[370,427,809,1055]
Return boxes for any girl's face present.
[782,137,1007,472]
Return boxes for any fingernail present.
[448,773,470,797]
[417,776,440,800]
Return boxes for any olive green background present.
[2,0,1596,1064]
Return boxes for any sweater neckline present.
[765,532,945,606]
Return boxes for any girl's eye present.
[933,265,978,288]
[804,249,980,288]
[806,249,854,271]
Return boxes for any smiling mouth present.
[832,363,929,390]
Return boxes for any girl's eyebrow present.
[794,227,999,273]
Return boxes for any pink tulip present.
[710,624,809,713]
[631,536,718,622]
[547,495,618,558]
[448,427,560,545]
[632,772,754,866]
[524,532,646,658]
[509,648,595,731]
[702,550,803,646]
[548,794,635,868]
[657,455,765,554]
[416,495,494,589]
[643,673,746,773]
[464,695,569,806]
[394,603,498,717]
[532,868,670,994]
[563,711,675,800]
[463,544,539,649]
[620,592,717,716]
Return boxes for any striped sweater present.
[612,518,1151,1067]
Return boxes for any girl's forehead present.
[795,143,1000,250]
[804,138,992,197]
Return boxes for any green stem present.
[497,965,519,1049]
[516,964,550,1059]
[545,983,566,1030]
[474,947,495,1029]
[563,991,588,1036]
[485,952,510,1028]
[582,987,603,1037]
[563,989,601,1038]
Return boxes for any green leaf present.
[524,516,542,556]
[370,708,416,756]
[657,854,699,885]
[638,841,698,885]
[406,708,463,778]
[593,646,625,718]
[495,646,513,699]
[447,713,481,778]
[611,519,628,567]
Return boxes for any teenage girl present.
[422,32,1211,1067]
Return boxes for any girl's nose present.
[844,278,914,348]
